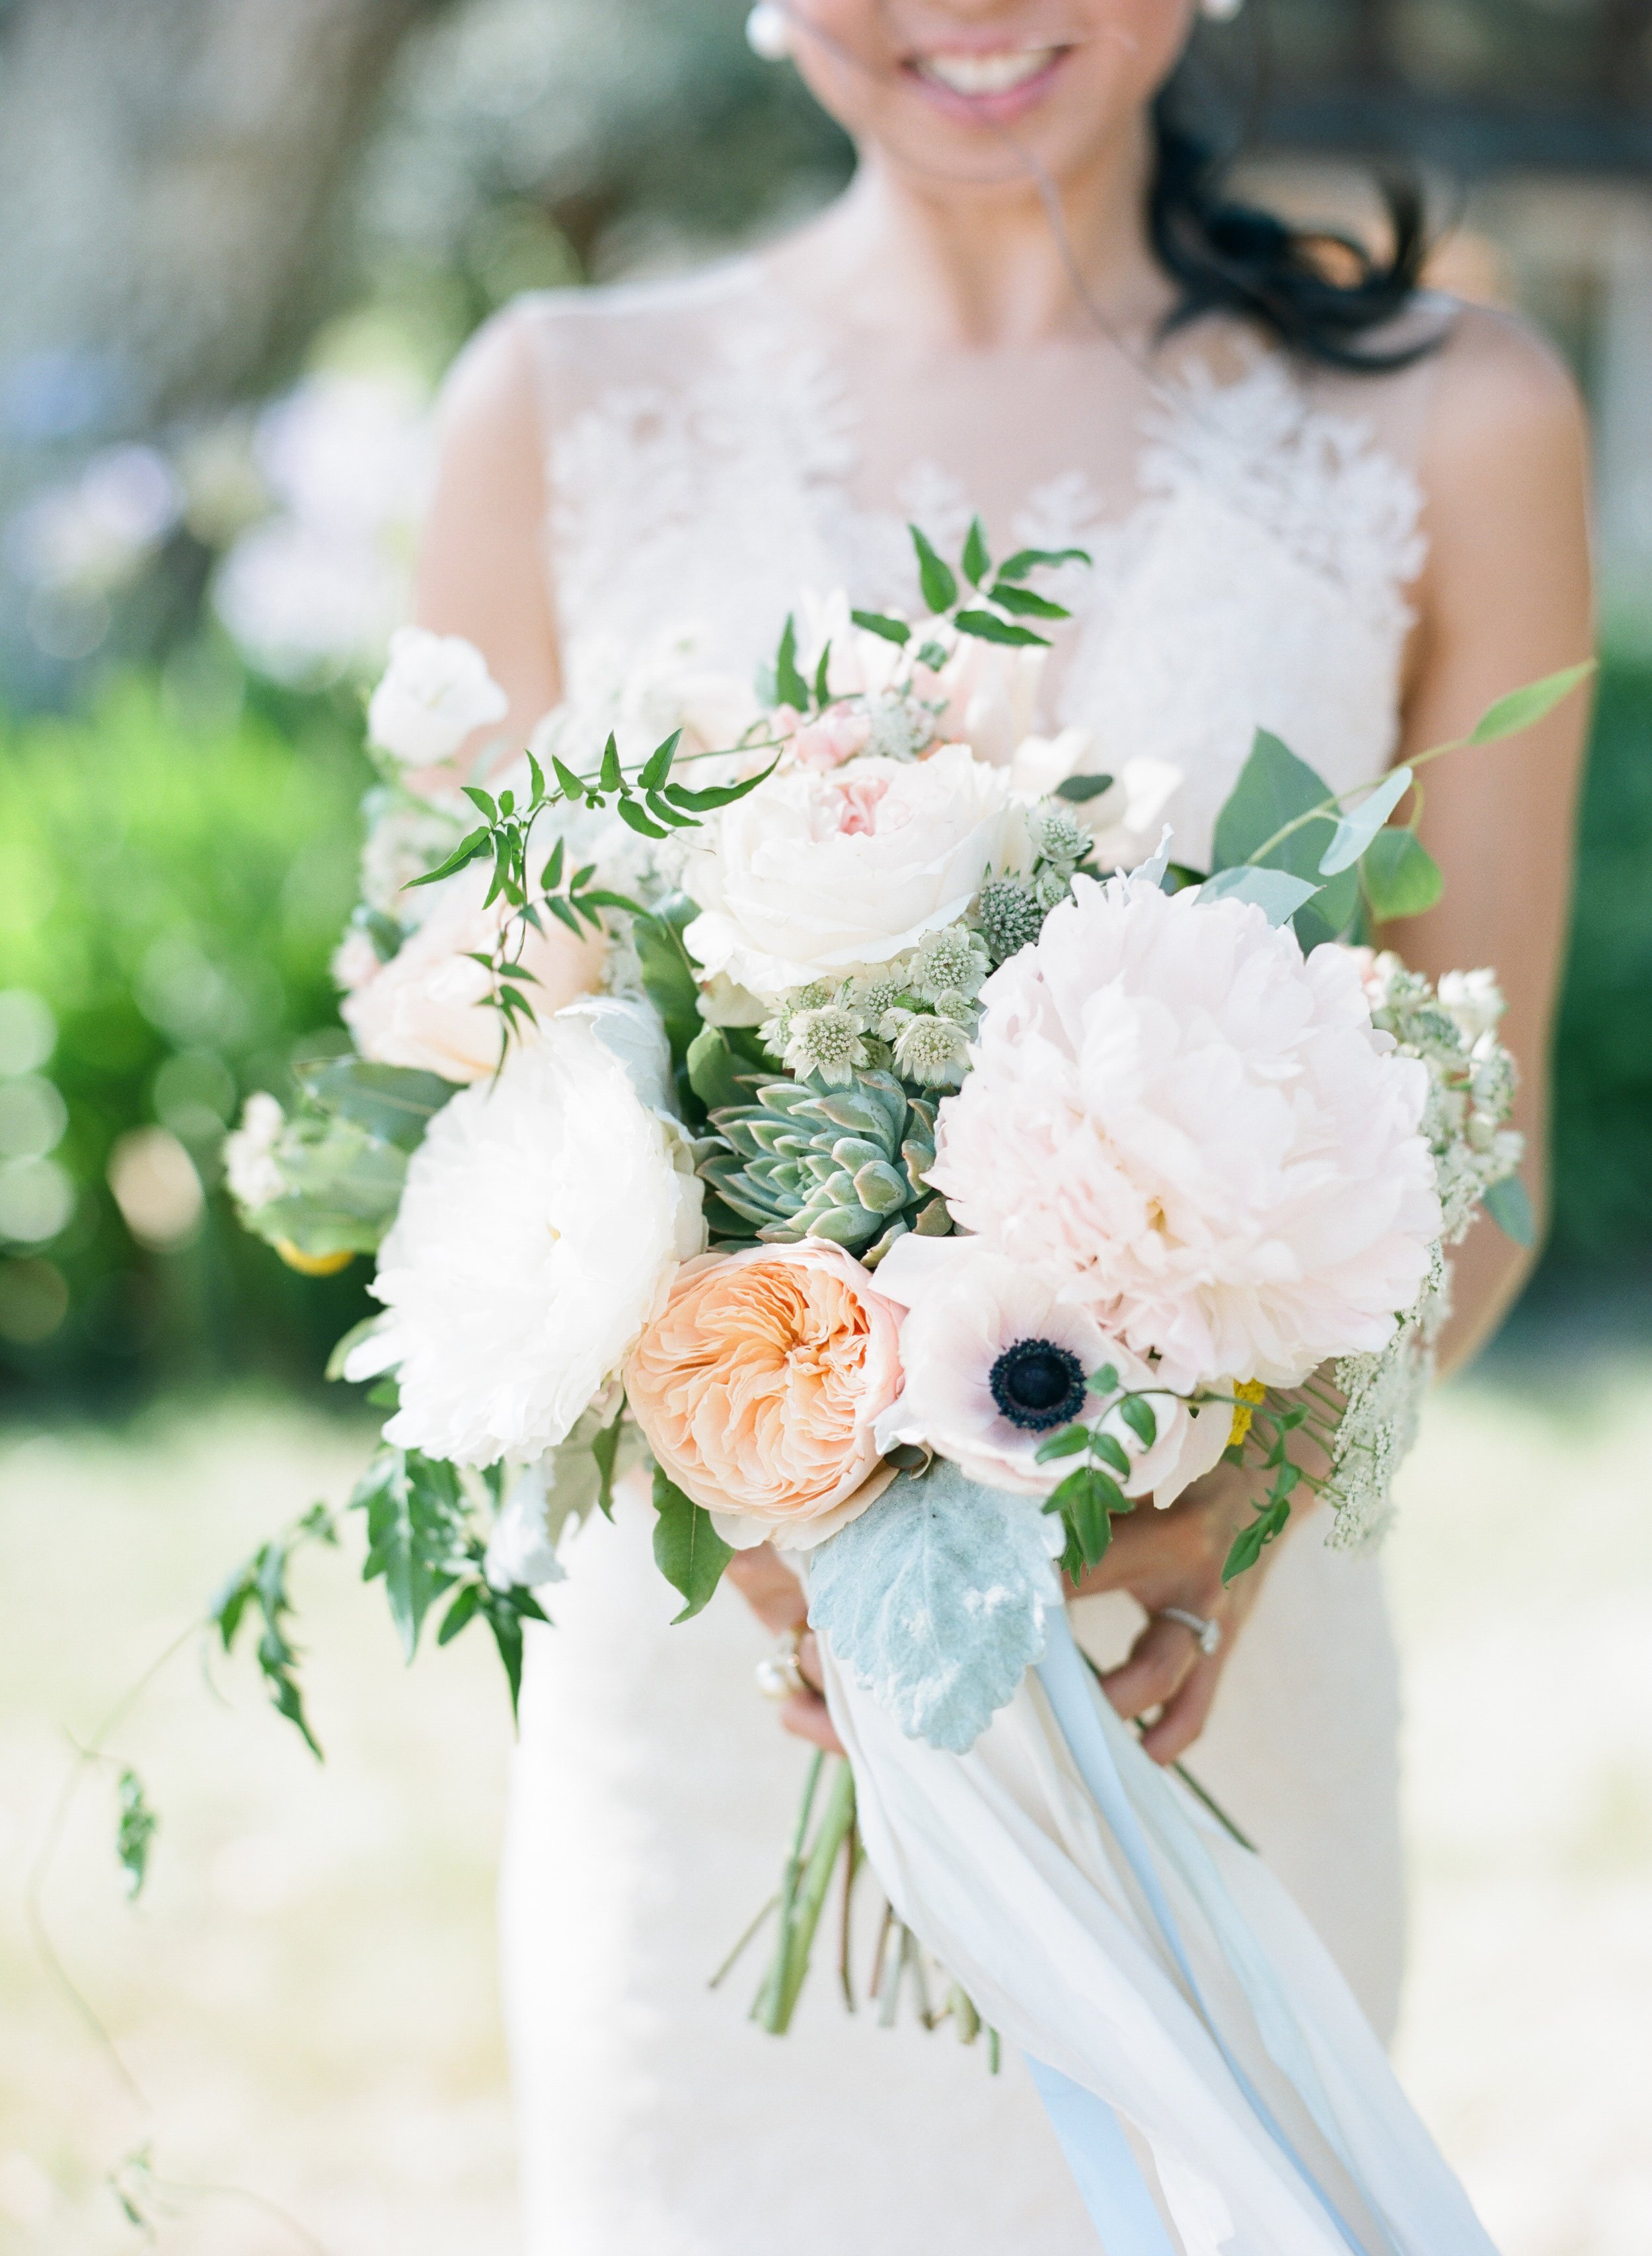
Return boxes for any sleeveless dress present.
[492,257,1438,2255]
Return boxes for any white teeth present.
[916,46,1057,97]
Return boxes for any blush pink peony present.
[342,860,607,1083]
[928,875,1441,1391]
[625,1240,904,1550]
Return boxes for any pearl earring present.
[745,3,794,59]
[1201,0,1244,17]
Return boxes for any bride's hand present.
[1070,1460,1287,1766]
[724,1544,845,1756]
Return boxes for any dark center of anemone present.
[989,1337,1087,1432]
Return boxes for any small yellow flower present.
[1228,1379,1267,1448]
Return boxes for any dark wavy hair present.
[1147,61,1438,373]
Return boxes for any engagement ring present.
[1158,1606,1223,1657]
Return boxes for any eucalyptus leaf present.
[1318,767,1413,876]
[1483,1172,1536,1248]
[293,1057,459,1148]
[1466,659,1595,745]
[1197,866,1324,924]
[1361,826,1444,920]
[1054,772,1114,804]
[809,1461,1054,1754]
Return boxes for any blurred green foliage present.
[0,650,375,1403]
[0,640,1647,1405]
[1547,652,1652,1268]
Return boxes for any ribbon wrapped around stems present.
[817,1587,1500,2256]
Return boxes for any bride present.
[410,3,1590,2247]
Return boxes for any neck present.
[789,119,1170,352]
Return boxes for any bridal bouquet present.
[220,526,1581,2244]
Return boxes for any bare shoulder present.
[1420,301,1589,499]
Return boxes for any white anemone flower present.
[350,1000,704,1467]
[929,876,1441,1391]
[870,1234,1230,1507]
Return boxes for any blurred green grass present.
[0,1371,1647,2254]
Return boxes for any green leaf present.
[639,729,682,790]
[482,1592,527,1720]
[1318,767,1413,876]
[598,734,622,793]
[961,515,991,587]
[115,1767,159,1901]
[403,824,489,889]
[633,896,706,1067]
[525,749,546,802]
[541,837,565,892]
[616,798,669,841]
[1054,772,1114,804]
[775,615,810,711]
[1197,866,1324,925]
[652,1468,733,1622]
[544,893,584,936]
[686,1022,745,1113]
[646,790,699,828]
[663,759,778,813]
[850,609,911,646]
[910,525,959,615]
[551,755,587,802]
[462,784,498,821]
[1092,1431,1132,1478]
[1210,728,1357,946]
[1361,825,1445,921]
[437,1581,484,1646]
[915,639,948,671]
[1483,1172,1536,1248]
[954,609,1049,648]
[996,545,1090,580]
[813,640,833,709]
[354,1449,468,1663]
[1223,1498,1291,1583]
[1033,1422,1090,1464]
[1089,1363,1119,1396]
[293,1056,458,1150]
[1466,659,1595,746]
[1050,1467,1113,1570]
[591,1401,626,1521]
[987,582,1069,620]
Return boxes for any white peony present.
[871,1234,1231,1507]
[1010,730,1183,872]
[682,745,1012,998]
[352,1000,704,1467]
[342,858,607,1083]
[367,626,509,769]
[929,875,1441,1391]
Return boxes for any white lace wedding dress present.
[494,254,1442,2255]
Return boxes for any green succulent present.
[702,1069,949,1254]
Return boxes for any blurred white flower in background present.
[223,1092,288,1213]
[367,626,509,769]
[107,1127,205,1250]
[6,445,182,599]
[211,369,433,685]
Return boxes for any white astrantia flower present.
[223,1092,287,1211]
[930,876,1441,1392]
[683,746,1012,999]
[871,1234,1231,1507]
[367,626,509,769]
[352,1000,704,1468]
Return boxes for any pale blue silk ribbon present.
[1031,1606,1377,2255]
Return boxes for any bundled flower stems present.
[223,523,1590,2251]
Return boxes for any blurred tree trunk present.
[0,0,457,439]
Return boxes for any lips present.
[905,41,1072,124]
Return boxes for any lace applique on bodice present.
[525,264,1427,870]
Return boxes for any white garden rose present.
[352,1001,704,1468]
[367,626,509,769]
[929,874,1442,1391]
[342,858,606,1083]
[682,745,1011,999]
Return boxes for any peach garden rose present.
[625,1240,904,1551]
